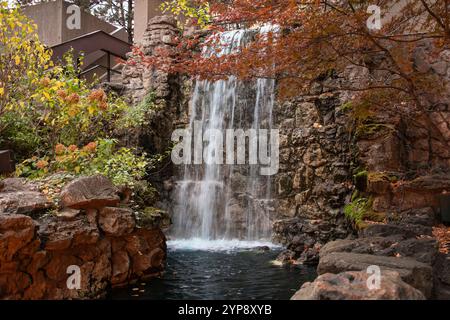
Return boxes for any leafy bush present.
[118,92,157,128]
[1,3,161,209]
[16,139,149,188]
[344,197,371,225]
[0,5,129,158]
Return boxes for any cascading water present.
[171,28,276,245]
[112,27,319,301]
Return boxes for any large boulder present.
[291,271,426,300]
[0,178,39,192]
[320,236,438,264]
[0,178,53,215]
[317,252,433,297]
[359,223,432,238]
[98,207,135,237]
[60,175,120,209]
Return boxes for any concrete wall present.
[60,1,128,43]
[21,1,63,47]
[21,0,129,46]
[134,0,165,45]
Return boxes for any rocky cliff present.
[290,41,450,300]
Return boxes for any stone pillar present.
[134,0,165,45]
[122,15,180,106]
[121,16,187,155]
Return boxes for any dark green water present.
[111,242,316,300]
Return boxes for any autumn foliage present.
[135,0,450,113]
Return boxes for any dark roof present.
[50,30,131,60]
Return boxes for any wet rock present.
[98,207,135,237]
[273,217,348,264]
[317,252,433,297]
[291,271,425,300]
[276,249,296,264]
[60,175,120,209]
[296,245,321,265]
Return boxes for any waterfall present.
[171,29,276,243]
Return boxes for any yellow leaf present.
[88,105,96,115]
[14,56,20,65]
[0,88,4,96]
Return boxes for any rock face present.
[317,252,433,298]
[98,207,135,236]
[120,16,188,219]
[60,175,120,209]
[292,271,425,300]
[273,94,354,262]
[0,176,166,300]
[119,17,450,300]
[320,236,438,265]
[121,16,187,155]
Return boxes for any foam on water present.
[168,238,281,252]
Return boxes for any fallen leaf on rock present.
[433,225,450,254]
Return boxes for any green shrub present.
[16,139,149,188]
[118,92,157,128]
[344,197,372,225]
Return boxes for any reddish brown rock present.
[60,175,120,209]
[0,271,32,298]
[389,174,450,211]
[0,178,39,192]
[27,251,50,274]
[126,229,166,278]
[111,250,130,285]
[38,216,100,251]
[22,270,47,300]
[44,254,81,281]
[99,207,135,236]
[0,175,166,300]
[0,214,37,262]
